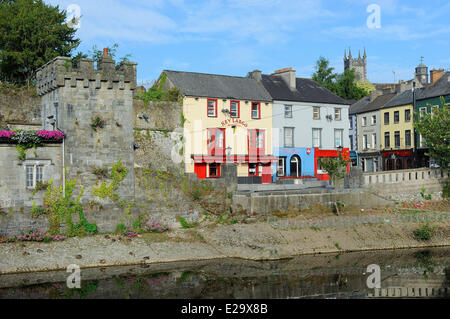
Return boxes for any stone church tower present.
[344,48,367,82]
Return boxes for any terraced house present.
[162,70,276,184]
[249,68,351,182]
[380,89,423,171]
[414,71,450,167]
[356,91,396,172]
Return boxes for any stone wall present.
[232,189,396,215]
[0,88,41,130]
[0,144,62,210]
[36,55,137,204]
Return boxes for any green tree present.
[0,0,80,85]
[319,153,349,187]
[334,69,368,101]
[312,57,370,100]
[414,97,450,169]
[312,56,337,91]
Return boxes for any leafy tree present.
[312,56,337,91]
[414,97,450,169]
[312,57,370,100]
[334,69,368,101]
[0,0,80,85]
[356,81,376,94]
[319,152,349,187]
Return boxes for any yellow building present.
[380,90,416,171]
[163,70,276,183]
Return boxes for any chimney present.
[370,89,383,102]
[249,70,262,82]
[272,67,296,90]
[430,68,444,84]
[97,47,115,72]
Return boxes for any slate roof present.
[260,75,350,105]
[418,72,450,100]
[349,96,370,115]
[383,88,425,109]
[163,70,272,102]
[358,93,396,114]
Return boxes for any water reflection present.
[0,248,448,299]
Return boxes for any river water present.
[0,247,448,299]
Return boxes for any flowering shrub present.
[123,227,138,238]
[11,130,43,145]
[143,220,169,233]
[0,131,15,138]
[14,228,67,242]
[36,130,66,141]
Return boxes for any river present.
[0,247,448,299]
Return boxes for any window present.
[371,115,377,125]
[207,99,217,117]
[256,130,264,149]
[420,134,426,147]
[334,108,341,121]
[284,127,294,147]
[251,102,261,119]
[26,165,43,188]
[334,129,343,148]
[394,111,399,124]
[349,117,353,130]
[385,132,390,148]
[313,107,320,120]
[230,101,240,118]
[312,128,322,148]
[349,135,354,151]
[372,133,377,149]
[209,163,221,178]
[405,109,411,122]
[249,163,258,176]
[431,105,439,117]
[384,112,389,125]
[248,129,265,155]
[277,157,286,177]
[394,131,400,148]
[405,130,411,147]
[419,107,427,117]
[207,128,225,155]
[363,135,368,150]
[362,117,367,127]
[285,105,292,118]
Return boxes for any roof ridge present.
[164,69,251,80]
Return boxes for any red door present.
[194,163,207,179]
[262,164,272,184]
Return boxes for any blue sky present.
[46,0,450,86]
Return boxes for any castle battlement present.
[36,55,137,96]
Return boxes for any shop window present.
[277,157,286,177]
[209,163,221,178]
[249,163,258,176]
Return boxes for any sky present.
[46,0,450,87]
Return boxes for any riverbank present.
[1,217,449,275]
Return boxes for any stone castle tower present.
[344,48,367,82]
[36,49,137,203]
